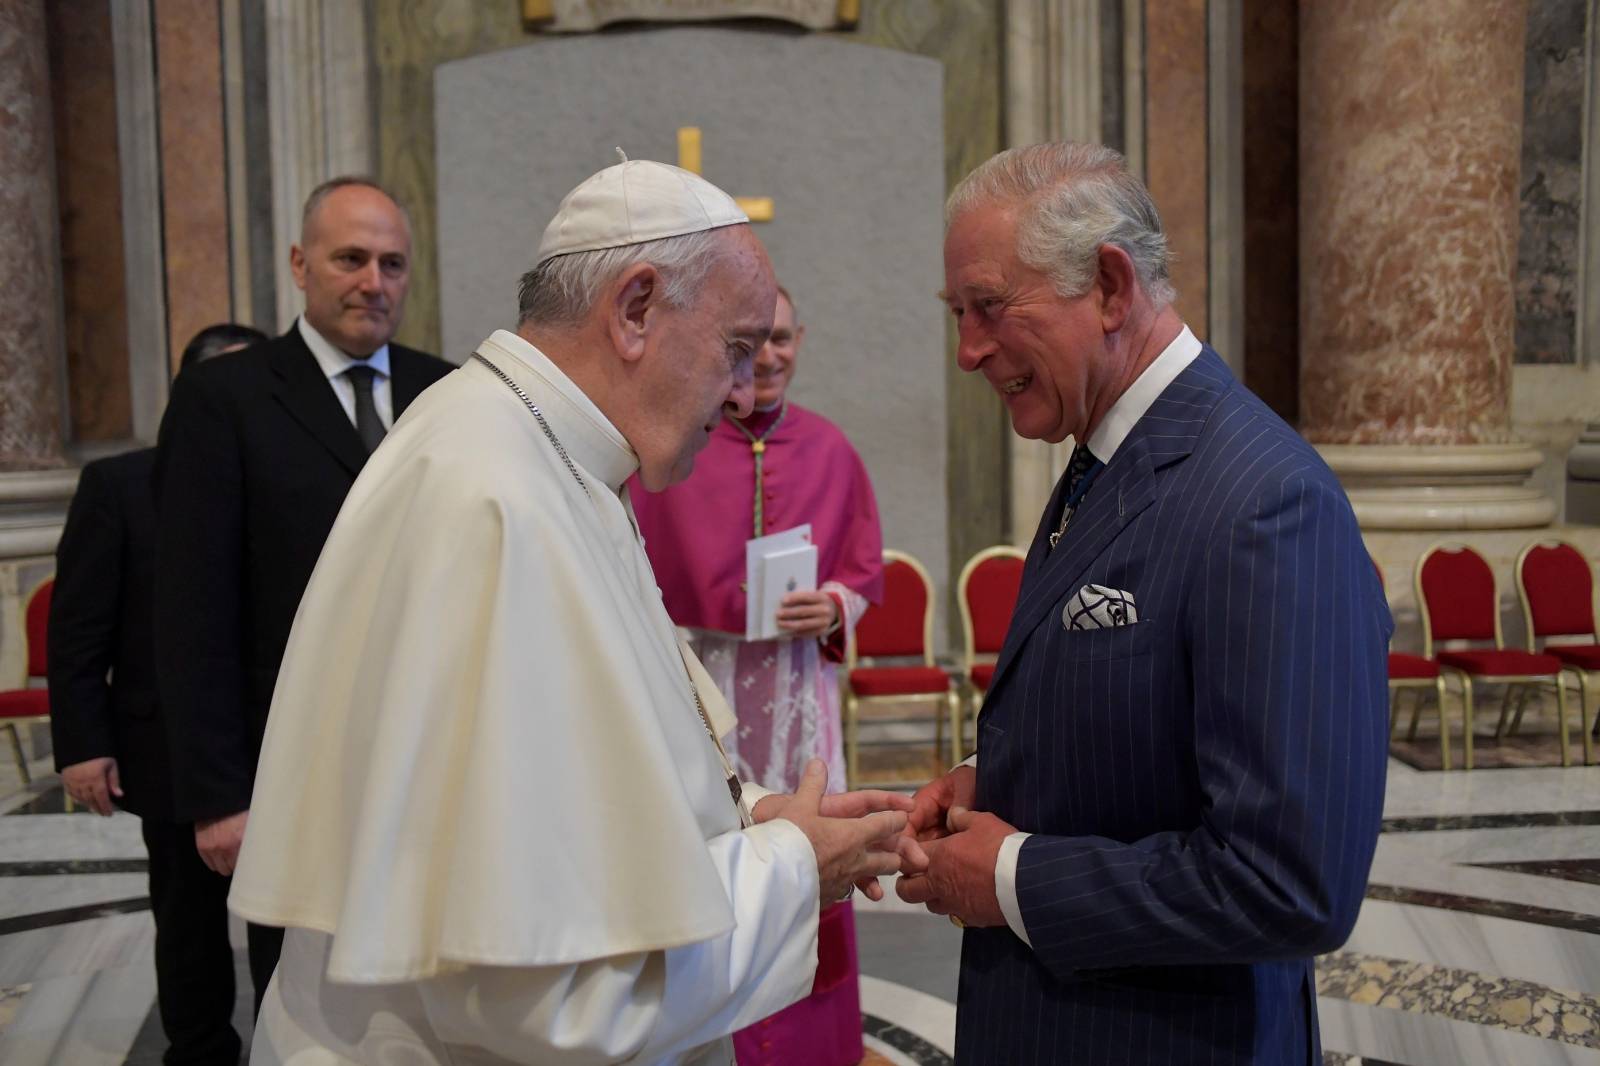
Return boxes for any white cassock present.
[230,329,820,1065]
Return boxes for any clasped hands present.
[754,761,1016,926]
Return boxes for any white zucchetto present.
[535,158,749,265]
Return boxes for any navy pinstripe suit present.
[959,348,1390,1064]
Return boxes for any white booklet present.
[745,525,817,640]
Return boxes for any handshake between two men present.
[753,759,1008,925]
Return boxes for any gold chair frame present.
[955,545,1026,763]
[1514,539,1596,766]
[1416,543,1571,770]
[843,549,960,789]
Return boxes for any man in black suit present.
[154,177,453,1011]
[50,323,268,1066]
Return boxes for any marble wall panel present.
[372,0,1006,634]
[46,0,131,443]
[153,0,231,375]
[1299,0,1527,445]
[1516,0,1586,366]
[1142,0,1208,339]
[1241,0,1297,423]
[0,0,67,471]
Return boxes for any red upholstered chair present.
[843,550,958,788]
[0,578,53,784]
[1516,539,1598,765]
[1416,545,1570,769]
[957,546,1026,758]
[1374,559,1454,769]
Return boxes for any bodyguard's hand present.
[766,759,909,905]
[896,806,1014,928]
[776,590,838,641]
[62,757,122,816]
[905,764,976,843]
[195,809,249,876]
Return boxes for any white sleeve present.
[417,818,820,1064]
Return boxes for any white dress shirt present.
[297,316,395,430]
[990,326,1202,946]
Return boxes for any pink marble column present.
[0,0,67,472]
[1298,0,1552,529]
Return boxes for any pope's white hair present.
[517,228,731,327]
[946,142,1176,308]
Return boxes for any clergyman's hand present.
[895,806,1014,928]
[775,590,838,641]
[61,757,122,817]
[195,809,249,876]
[768,759,907,905]
[905,763,976,843]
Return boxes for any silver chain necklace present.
[471,350,748,823]
[472,353,590,496]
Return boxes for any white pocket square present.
[1063,584,1139,630]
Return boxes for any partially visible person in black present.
[153,177,453,1014]
[50,322,268,1066]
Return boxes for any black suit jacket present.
[48,449,176,820]
[154,328,453,822]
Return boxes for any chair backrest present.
[24,578,52,680]
[1415,544,1500,655]
[851,549,934,666]
[1516,539,1596,645]
[958,546,1025,665]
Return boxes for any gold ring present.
[949,915,965,929]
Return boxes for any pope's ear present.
[607,263,662,364]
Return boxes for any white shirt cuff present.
[996,831,1032,947]
[960,753,977,769]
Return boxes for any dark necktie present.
[1049,443,1104,550]
[346,364,386,454]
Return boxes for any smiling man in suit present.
[898,143,1391,1064]
[154,177,453,1011]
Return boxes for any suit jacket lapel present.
[271,331,368,477]
[984,348,1233,698]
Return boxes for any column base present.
[1317,444,1557,531]
[1566,423,1600,525]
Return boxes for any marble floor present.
[2,745,1598,1064]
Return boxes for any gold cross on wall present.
[677,127,773,222]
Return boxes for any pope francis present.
[229,158,912,1065]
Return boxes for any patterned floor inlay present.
[1471,859,1600,887]
[862,1013,953,1066]
[0,860,149,877]
[0,984,29,1038]
[1380,810,1600,833]
[1363,883,1600,935]
[0,896,150,936]
[1317,951,1600,1048]
[1389,724,1581,772]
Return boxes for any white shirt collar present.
[474,329,639,494]
[297,316,391,381]
[1085,326,1202,462]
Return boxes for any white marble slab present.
[860,975,956,1056]
[0,876,149,922]
[0,815,145,863]
[1381,825,1600,865]
[1369,836,1600,916]
[1344,898,1600,994]
[1320,994,1600,1065]
[0,962,153,1065]
[1383,759,1600,819]
[0,912,153,987]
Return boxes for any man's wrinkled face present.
[943,201,1107,444]
[291,186,411,358]
[637,226,775,490]
[752,291,802,410]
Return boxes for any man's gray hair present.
[946,142,1176,308]
[517,228,729,327]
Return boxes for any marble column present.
[0,0,67,473]
[0,0,76,701]
[1300,0,1555,529]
